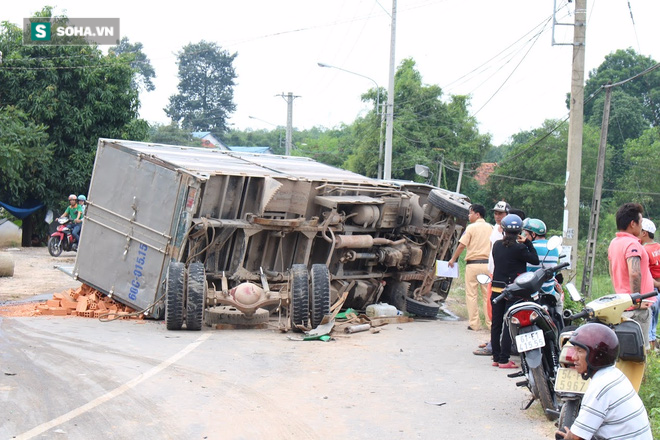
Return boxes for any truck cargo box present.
[75,139,470,330]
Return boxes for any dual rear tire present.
[165,261,206,331]
[289,264,331,332]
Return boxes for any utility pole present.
[581,85,612,297]
[378,102,386,179]
[277,92,300,155]
[383,0,397,180]
[562,0,587,279]
[455,161,464,193]
[436,156,444,188]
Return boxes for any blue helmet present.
[501,214,523,233]
[77,195,87,202]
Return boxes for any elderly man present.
[448,204,493,331]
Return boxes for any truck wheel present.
[48,237,63,257]
[290,264,309,332]
[310,264,331,329]
[405,296,440,318]
[165,262,185,330]
[185,262,206,331]
[428,189,469,220]
[558,399,580,431]
[381,281,410,311]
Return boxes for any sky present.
[3,1,660,145]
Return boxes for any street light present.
[317,62,385,179]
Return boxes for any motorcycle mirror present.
[476,273,491,285]
[547,235,562,251]
[565,283,582,302]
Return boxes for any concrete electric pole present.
[562,0,587,279]
[277,92,300,155]
[383,0,397,180]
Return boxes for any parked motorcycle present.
[554,284,657,429]
[48,217,77,257]
[488,235,569,421]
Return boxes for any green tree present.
[0,8,147,242]
[109,36,156,92]
[346,58,491,185]
[614,126,660,219]
[583,49,660,141]
[486,120,601,233]
[148,122,202,147]
[0,106,54,204]
[165,41,237,133]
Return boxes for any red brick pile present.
[35,284,143,320]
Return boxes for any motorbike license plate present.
[554,367,590,393]
[515,329,545,352]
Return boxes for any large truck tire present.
[310,264,331,328]
[165,262,185,330]
[428,189,469,220]
[405,296,440,318]
[381,281,410,312]
[185,262,206,331]
[290,264,309,332]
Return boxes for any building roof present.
[227,146,271,154]
[474,162,497,186]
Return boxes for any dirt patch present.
[0,246,81,303]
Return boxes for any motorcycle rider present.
[60,194,83,250]
[556,323,652,440]
[490,213,539,368]
[71,195,87,246]
[522,218,560,295]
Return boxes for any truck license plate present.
[554,367,590,393]
[515,329,545,352]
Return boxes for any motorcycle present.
[48,217,77,257]
[554,284,657,429]
[487,235,569,421]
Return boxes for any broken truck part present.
[74,139,470,331]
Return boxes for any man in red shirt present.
[640,218,660,350]
[607,203,654,349]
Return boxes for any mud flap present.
[525,347,542,369]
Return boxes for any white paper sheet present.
[436,260,459,278]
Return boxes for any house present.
[191,132,229,150]
[474,162,497,186]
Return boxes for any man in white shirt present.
[556,323,652,440]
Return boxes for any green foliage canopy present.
[165,41,237,133]
[0,8,147,210]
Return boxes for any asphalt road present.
[0,315,556,440]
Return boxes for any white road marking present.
[15,332,211,439]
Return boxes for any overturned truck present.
[74,139,470,330]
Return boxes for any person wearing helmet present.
[489,213,539,368]
[71,195,87,246]
[556,324,651,440]
[60,194,83,227]
[523,218,560,296]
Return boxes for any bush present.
[639,351,660,437]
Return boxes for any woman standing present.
[490,214,539,368]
